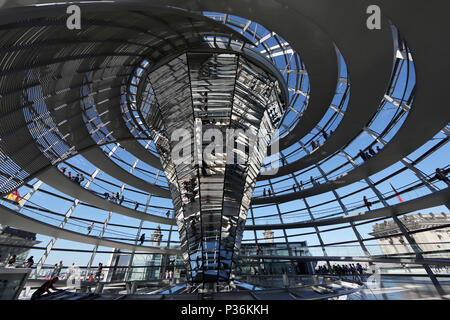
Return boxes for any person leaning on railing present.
[30,277,63,300]
[25,256,34,268]
[435,168,449,183]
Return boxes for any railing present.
[250,176,448,225]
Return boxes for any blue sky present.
[2,12,448,269]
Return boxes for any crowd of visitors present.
[103,191,124,204]
[358,145,381,162]
[316,263,367,281]
[309,129,333,153]
[60,166,85,185]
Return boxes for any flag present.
[5,193,16,202]
[12,190,21,203]
[390,183,403,203]
[6,190,21,204]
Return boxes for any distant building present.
[263,230,274,243]
[152,226,163,246]
[0,225,40,265]
[370,213,450,258]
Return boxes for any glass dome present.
[0,0,449,300]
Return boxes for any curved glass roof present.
[0,0,449,300]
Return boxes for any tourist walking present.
[25,256,34,268]
[139,233,145,246]
[363,196,372,211]
[87,222,94,235]
[95,263,103,281]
